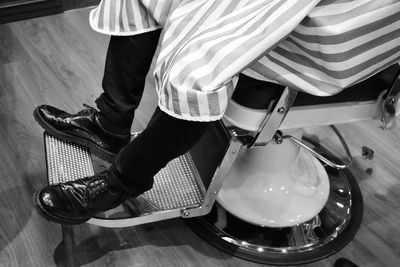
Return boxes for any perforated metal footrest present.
[44,132,205,227]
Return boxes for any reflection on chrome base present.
[185,142,363,265]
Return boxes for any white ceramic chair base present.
[217,129,330,228]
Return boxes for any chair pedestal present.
[216,129,330,228]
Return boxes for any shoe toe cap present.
[39,188,58,208]
[36,105,67,121]
[34,185,89,224]
[36,185,71,215]
[37,186,62,210]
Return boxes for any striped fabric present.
[90,0,400,121]
[243,0,400,96]
[89,0,180,35]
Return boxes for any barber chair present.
[43,63,400,265]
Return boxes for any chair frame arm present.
[278,126,353,169]
[248,86,353,169]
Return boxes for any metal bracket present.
[180,135,243,218]
[380,72,400,130]
[252,87,298,147]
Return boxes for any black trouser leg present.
[95,30,161,134]
[112,108,209,193]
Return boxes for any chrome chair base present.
[185,139,363,265]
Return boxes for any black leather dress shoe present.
[34,104,130,161]
[33,170,136,224]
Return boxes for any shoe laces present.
[82,173,114,208]
[76,103,97,116]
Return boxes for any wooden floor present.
[1,7,400,267]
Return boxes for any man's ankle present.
[108,164,146,197]
[96,112,131,136]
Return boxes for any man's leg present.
[96,30,161,135]
[34,30,161,160]
[113,107,209,192]
[33,108,209,225]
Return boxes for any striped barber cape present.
[90,0,400,121]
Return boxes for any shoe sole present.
[33,189,89,225]
[33,107,116,162]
